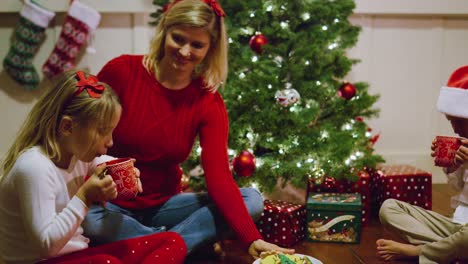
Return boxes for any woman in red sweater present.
[82,0,294,260]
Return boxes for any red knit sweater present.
[97,55,262,246]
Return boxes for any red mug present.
[433,136,461,167]
[100,158,139,201]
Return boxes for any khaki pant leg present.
[420,225,468,264]
[379,199,460,244]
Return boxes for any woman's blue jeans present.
[82,187,264,253]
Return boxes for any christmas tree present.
[151,0,384,193]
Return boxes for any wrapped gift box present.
[257,199,307,247]
[306,192,361,243]
[374,164,432,210]
[368,168,383,215]
[308,170,371,226]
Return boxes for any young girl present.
[0,71,186,264]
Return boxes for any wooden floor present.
[186,184,457,264]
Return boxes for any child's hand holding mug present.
[76,164,118,207]
[98,158,140,201]
[454,138,468,166]
[432,136,468,173]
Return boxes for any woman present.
[82,0,294,259]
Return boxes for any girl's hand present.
[248,239,295,259]
[76,164,117,207]
[134,167,143,193]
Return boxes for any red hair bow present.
[163,0,225,17]
[73,71,105,98]
[203,0,225,17]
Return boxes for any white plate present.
[253,253,323,264]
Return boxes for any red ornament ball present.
[338,82,357,100]
[232,151,256,177]
[249,33,268,54]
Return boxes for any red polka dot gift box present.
[374,164,432,210]
[257,200,307,247]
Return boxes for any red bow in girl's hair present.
[73,71,105,98]
[163,0,226,17]
[203,0,225,17]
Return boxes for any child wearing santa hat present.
[377,65,468,263]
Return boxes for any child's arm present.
[15,161,88,258]
[445,167,464,192]
[15,155,117,258]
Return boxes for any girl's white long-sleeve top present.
[0,146,111,264]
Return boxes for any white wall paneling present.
[348,15,468,183]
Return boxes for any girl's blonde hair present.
[1,71,120,176]
[143,0,228,91]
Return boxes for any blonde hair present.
[1,71,120,176]
[143,0,228,91]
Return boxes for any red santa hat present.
[437,65,468,119]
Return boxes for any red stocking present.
[42,0,100,78]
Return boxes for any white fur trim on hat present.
[20,0,55,28]
[68,1,101,31]
[437,86,468,119]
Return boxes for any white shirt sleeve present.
[445,166,465,192]
[13,152,89,258]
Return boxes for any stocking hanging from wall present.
[42,0,101,79]
[3,0,55,90]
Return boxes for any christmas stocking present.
[2,0,54,89]
[42,0,100,78]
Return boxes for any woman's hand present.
[248,239,295,259]
[76,164,117,207]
